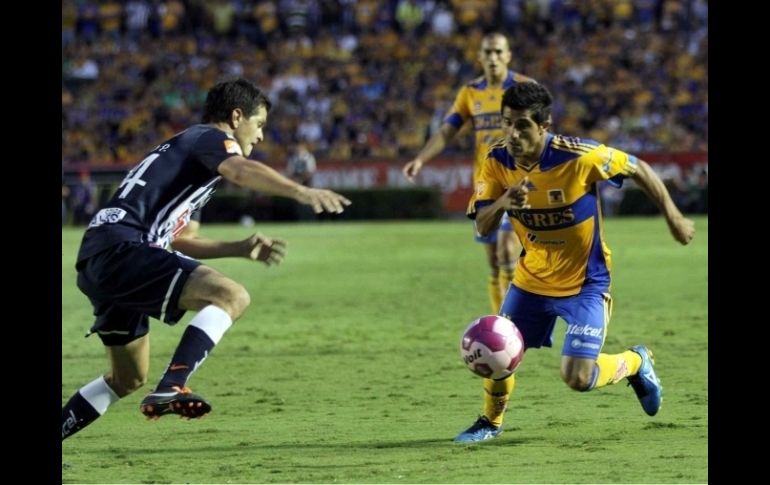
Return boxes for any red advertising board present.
[307,160,474,212]
[66,152,707,213]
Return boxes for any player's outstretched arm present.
[171,220,288,264]
[241,232,287,265]
[218,156,351,214]
[475,177,530,236]
[631,160,695,245]
[402,123,460,182]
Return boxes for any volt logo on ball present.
[463,348,483,364]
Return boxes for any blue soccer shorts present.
[474,212,514,244]
[499,285,612,359]
[76,241,201,346]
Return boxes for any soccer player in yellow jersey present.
[456,82,695,442]
[402,32,535,313]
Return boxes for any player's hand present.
[242,233,287,265]
[297,187,352,214]
[503,177,531,210]
[402,159,424,183]
[667,215,695,245]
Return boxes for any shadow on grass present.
[105,436,530,456]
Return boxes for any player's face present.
[501,107,547,162]
[478,37,511,79]
[235,105,268,157]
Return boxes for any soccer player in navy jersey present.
[456,82,694,442]
[402,32,534,316]
[62,78,351,440]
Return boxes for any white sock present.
[80,376,120,415]
[189,305,233,344]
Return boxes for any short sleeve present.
[192,128,243,174]
[466,158,505,219]
[581,144,639,188]
[444,86,471,129]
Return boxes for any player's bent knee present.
[560,369,593,391]
[220,282,251,320]
[232,284,251,318]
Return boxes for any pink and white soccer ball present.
[460,315,525,379]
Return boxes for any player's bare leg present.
[62,336,148,440]
[561,350,662,415]
[496,230,521,303]
[105,335,151,396]
[483,243,502,313]
[141,266,249,419]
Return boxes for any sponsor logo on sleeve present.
[224,139,243,155]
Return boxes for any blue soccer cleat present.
[627,345,663,416]
[454,416,503,443]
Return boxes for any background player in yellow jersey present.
[457,82,695,442]
[401,32,534,313]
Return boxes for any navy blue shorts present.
[499,285,612,359]
[76,241,201,346]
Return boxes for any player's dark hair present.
[481,31,510,47]
[501,82,553,125]
[202,78,272,123]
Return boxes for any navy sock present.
[61,392,100,441]
[157,325,215,390]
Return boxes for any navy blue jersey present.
[77,124,242,262]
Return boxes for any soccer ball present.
[460,315,525,379]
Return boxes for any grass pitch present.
[62,216,707,484]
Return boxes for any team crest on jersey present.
[88,207,127,228]
[224,139,243,155]
[473,101,482,112]
[547,189,565,204]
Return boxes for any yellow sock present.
[593,351,643,388]
[483,374,515,427]
[488,274,502,313]
[498,266,514,302]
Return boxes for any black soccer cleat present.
[140,386,211,420]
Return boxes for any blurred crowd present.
[62,0,707,166]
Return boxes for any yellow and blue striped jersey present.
[444,70,534,182]
[467,134,639,297]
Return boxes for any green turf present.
[62,216,707,484]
